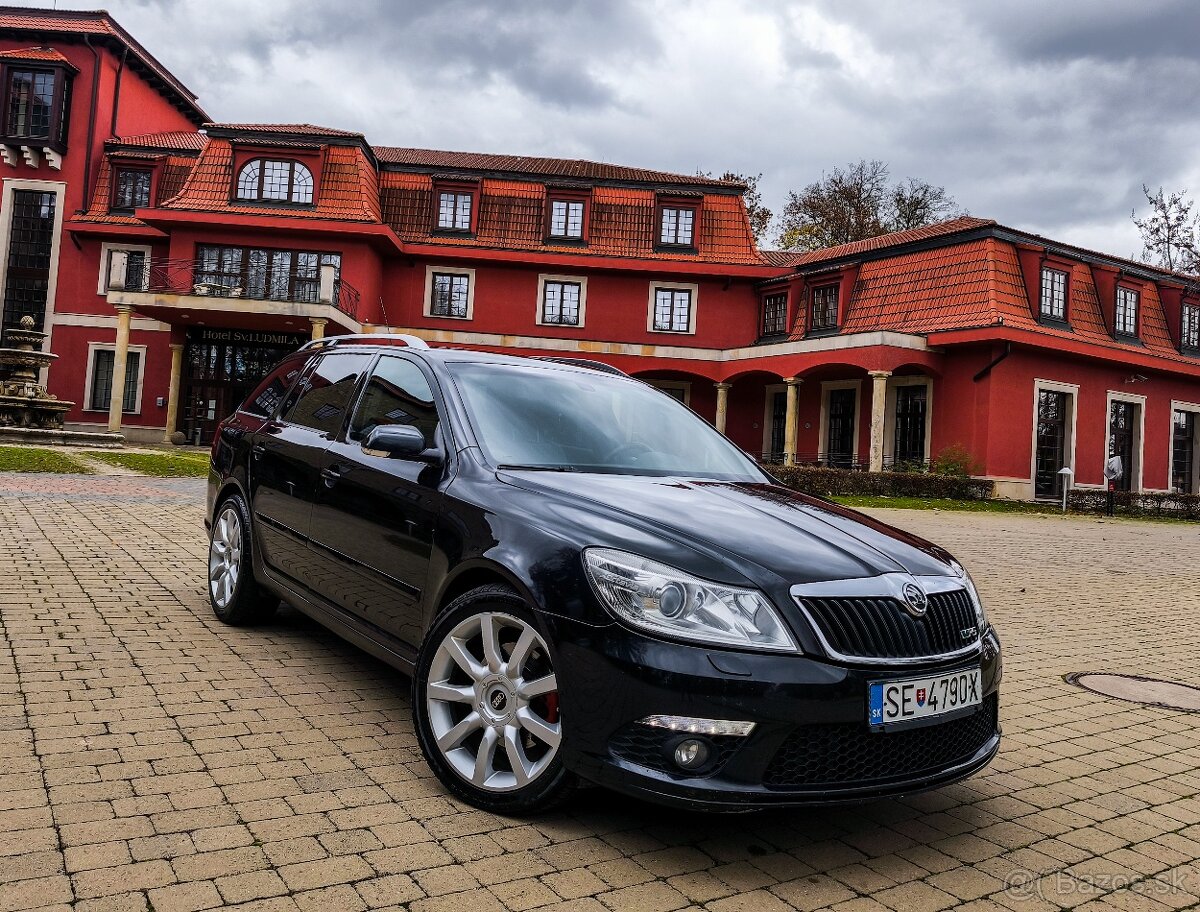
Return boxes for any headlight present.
[583,548,798,653]
[954,563,989,632]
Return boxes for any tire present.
[207,493,279,626]
[413,585,576,814]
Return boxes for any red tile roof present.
[374,146,744,190]
[206,123,364,138]
[771,217,996,271]
[0,7,205,121]
[0,45,70,64]
[161,138,380,222]
[110,131,207,153]
[380,172,760,263]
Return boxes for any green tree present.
[775,160,960,252]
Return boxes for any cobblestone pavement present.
[2,475,1200,912]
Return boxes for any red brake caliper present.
[543,691,560,723]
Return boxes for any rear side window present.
[240,356,307,418]
[282,352,373,436]
[348,355,441,448]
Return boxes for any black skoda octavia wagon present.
[206,335,1001,813]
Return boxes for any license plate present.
[869,668,981,728]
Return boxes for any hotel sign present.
[187,328,309,347]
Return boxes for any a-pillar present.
[309,317,328,341]
[868,370,892,472]
[162,343,184,444]
[783,376,802,465]
[713,382,731,434]
[107,305,134,433]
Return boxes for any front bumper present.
[549,617,1002,811]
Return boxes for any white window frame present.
[97,242,152,295]
[647,282,698,335]
[1169,399,1200,495]
[1039,267,1068,321]
[659,206,695,246]
[436,190,473,231]
[1115,286,1139,337]
[884,375,934,466]
[84,341,147,414]
[1028,379,1079,496]
[0,178,66,381]
[535,274,588,328]
[547,199,585,239]
[817,379,862,465]
[1104,389,1147,493]
[423,265,475,320]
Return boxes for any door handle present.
[321,465,345,486]
[251,444,265,460]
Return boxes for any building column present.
[714,382,731,434]
[163,343,184,444]
[309,317,327,340]
[107,305,134,433]
[783,376,802,466]
[868,370,892,472]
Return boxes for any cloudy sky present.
[25,0,1200,256]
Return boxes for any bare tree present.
[699,170,773,246]
[775,160,961,252]
[1132,185,1200,273]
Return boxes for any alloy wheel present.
[208,505,243,610]
[425,612,561,792]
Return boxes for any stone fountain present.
[0,315,123,446]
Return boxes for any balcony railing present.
[106,254,362,321]
[759,452,929,472]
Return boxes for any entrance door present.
[1034,390,1069,499]
[309,355,445,647]
[826,387,856,467]
[768,390,787,463]
[1108,400,1136,492]
[893,384,927,466]
[1173,409,1197,494]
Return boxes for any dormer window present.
[1182,302,1200,352]
[235,159,314,204]
[6,68,55,139]
[1115,286,1139,337]
[659,206,695,247]
[112,168,151,211]
[548,199,585,239]
[1039,267,1068,322]
[436,190,473,232]
[810,284,839,332]
[762,293,788,336]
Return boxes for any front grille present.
[608,724,743,776]
[800,588,978,660]
[763,693,998,789]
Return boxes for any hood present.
[497,471,956,587]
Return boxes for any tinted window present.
[349,356,440,449]
[240,356,305,418]
[282,352,372,435]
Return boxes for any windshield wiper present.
[496,464,578,472]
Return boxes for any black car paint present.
[208,343,1001,809]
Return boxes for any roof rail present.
[299,333,430,352]
[536,356,628,376]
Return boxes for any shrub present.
[1066,488,1200,521]
[770,464,994,500]
[929,443,983,478]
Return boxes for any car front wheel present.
[207,494,278,626]
[413,585,575,814]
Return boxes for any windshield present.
[449,362,769,481]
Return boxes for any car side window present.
[281,352,373,436]
[348,355,441,449]
[240,357,306,418]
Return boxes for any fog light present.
[674,738,711,769]
[640,715,755,737]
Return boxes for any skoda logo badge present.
[901,582,929,619]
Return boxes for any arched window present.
[235,159,314,204]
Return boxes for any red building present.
[2,7,1198,500]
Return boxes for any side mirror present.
[363,424,429,459]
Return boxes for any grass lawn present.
[0,445,93,473]
[86,450,211,477]
[829,495,1064,515]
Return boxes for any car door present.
[248,350,374,593]
[308,354,447,646]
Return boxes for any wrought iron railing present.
[109,256,362,321]
[759,451,870,471]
